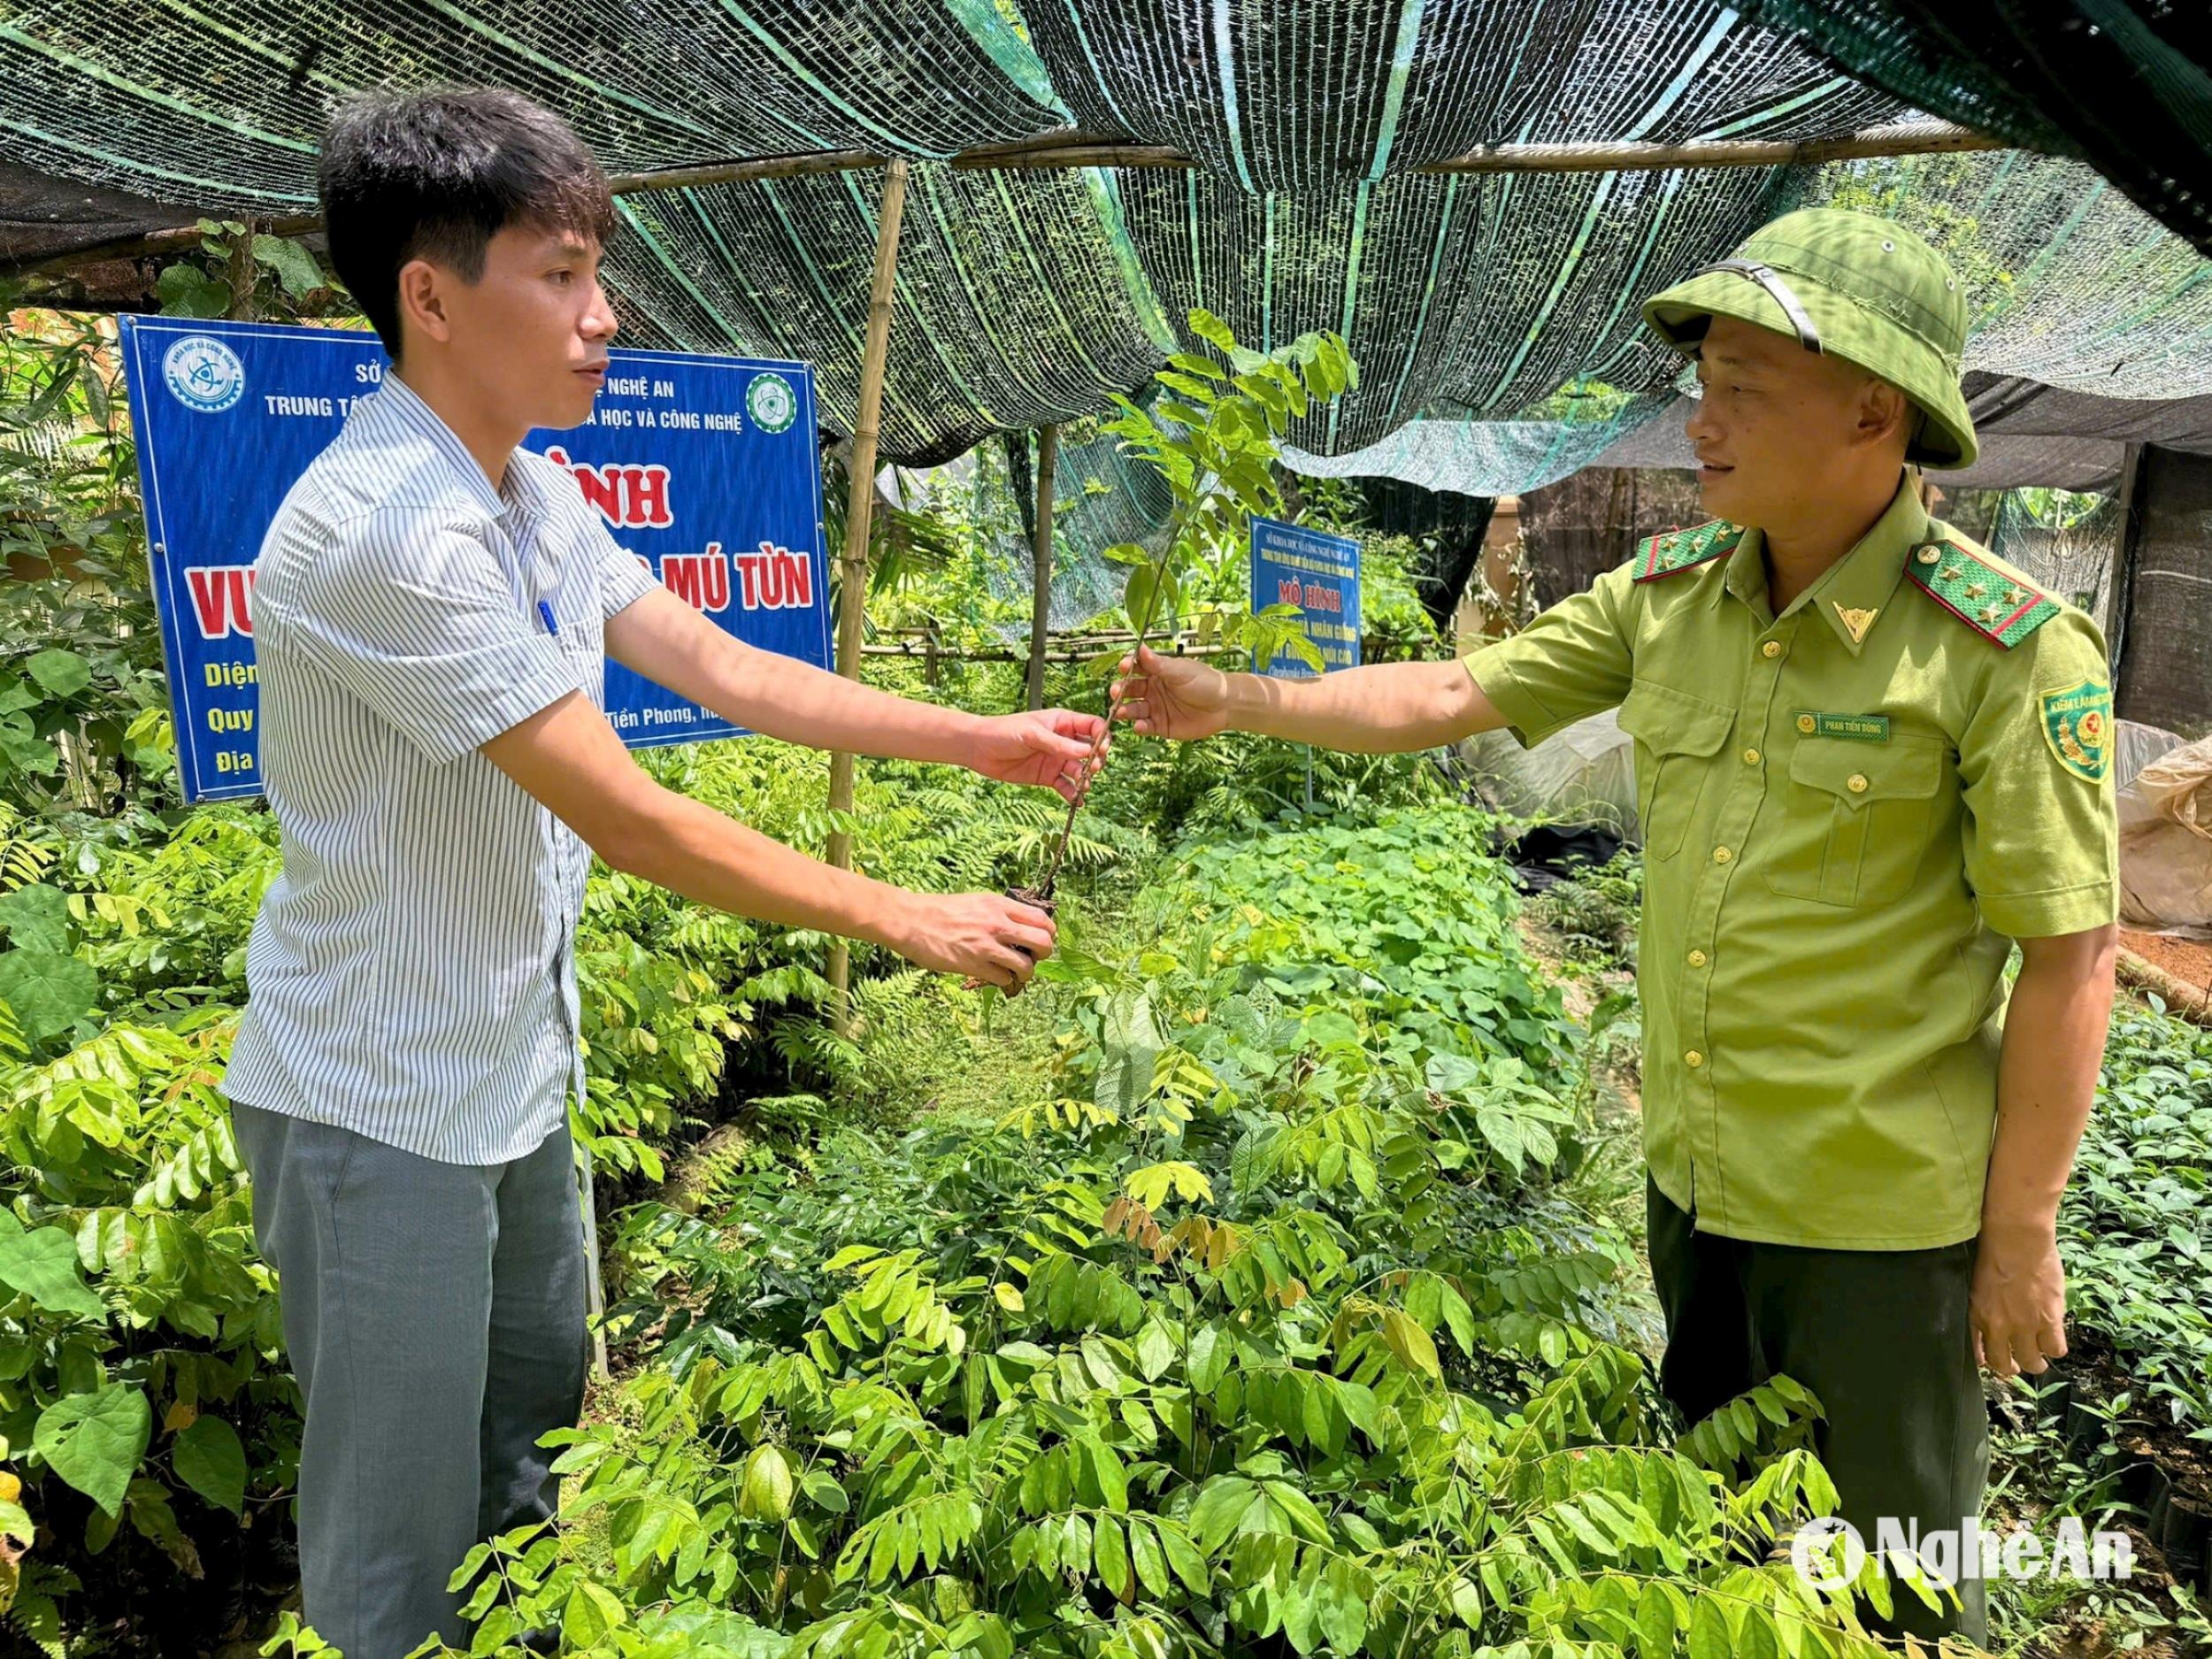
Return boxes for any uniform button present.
[1797,713,1816,733]
[1688,949,1708,967]
[1742,748,1761,765]
[1762,641,1783,659]
[1847,773,1870,794]
[1712,846,1732,864]
[1685,1050,1705,1069]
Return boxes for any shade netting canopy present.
[4,2,2208,518]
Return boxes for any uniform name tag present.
[1798,712,1890,742]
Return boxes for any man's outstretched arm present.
[483,691,1054,991]
[1113,565,1637,755]
[1112,649,1507,753]
[606,586,1104,801]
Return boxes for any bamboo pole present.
[12,122,2011,280]
[1025,423,1059,711]
[824,158,909,1035]
[1415,121,2001,175]
[603,149,887,193]
[949,143,1199,172]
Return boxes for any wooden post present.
[1025,423,1059,711]
[2106,440,2145,687]
[226,219,259,320]
[825,158,909,1033]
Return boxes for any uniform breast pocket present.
[1763,736,1946,907]
[1617,681,1734,861]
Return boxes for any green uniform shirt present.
[1466,480,2118,1249]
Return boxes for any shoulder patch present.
[1904,538,2061,649]
[2039,680,2114,782]
[1634,519,1743,582]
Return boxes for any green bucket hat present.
[1642,207,1977,470]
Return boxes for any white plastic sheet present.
[2118,726,2212,940]
[1458,709,1640,838]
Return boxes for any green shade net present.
[1022,0,1899,190]
[968,423,1178,636]
[609,166,1166,467]
[3,0,2209,497]
[1739,0,2212,257]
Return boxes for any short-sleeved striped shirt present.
[223,374,658,1164]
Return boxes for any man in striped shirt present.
[223,88,1098,1657]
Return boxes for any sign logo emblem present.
[746,372,798,435]
[162,335,246,413]
[2039,680,2113,783]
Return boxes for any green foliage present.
[380,805,1909,1659]
[154,220,346,323]
[1528,851,1645,971]
[0,1004,288,1588]
[0,714,1149,1636]
[0,312,174,826]
[2060,1004,2212,1432]
[1100,311,1356,667]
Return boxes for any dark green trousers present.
[1647,1179,1989,1647]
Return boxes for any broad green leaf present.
[1187,1475,1257,1554]
[1187,309,1236,353]
[173,1414,246,1515]
[562,1579,627,1646]
[254,234,327,300]
[1093,1512,1131,1601]
[1636,1581,1677,1655]
[0,1225,103,1319]
[25,649,93,700]
[1686,1596,1732,1659]
[1187,1324,1229,1394]
[738,1443,795,1521]
[1123,562,1179,634]
[0,885,71,955]
[801,1471,850,1513]
[0,948,99,1041]
[35,1383,150,1517]
[155,264,232,319]
[1379,1309,1440,1379]
[0,710,61,776]
[1129,1516,1169,1597]
[1425,1052,1485,1097]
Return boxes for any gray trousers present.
[232,1101,588,1659]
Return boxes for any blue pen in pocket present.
[536,598,559,636]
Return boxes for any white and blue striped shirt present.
[224,374,658,1164]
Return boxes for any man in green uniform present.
[1113,209,2119,1645]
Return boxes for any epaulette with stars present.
[1632,519,1743,582]
[1905,538,2062,649]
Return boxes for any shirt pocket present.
[1763,734,1946,907]
[1617,680,1735,861]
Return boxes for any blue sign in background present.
[1249,515,1362,679]
[119,316,830,803]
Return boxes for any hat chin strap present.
[1698,259,1824,355]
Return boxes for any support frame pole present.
[825,158,910,1034]
[1025,423,1060,711]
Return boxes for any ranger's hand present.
[1970,1217,2069,1379]
[1111,645,1233,741]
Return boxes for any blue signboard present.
[119,316,831,803]
[1249,515,1361,679]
